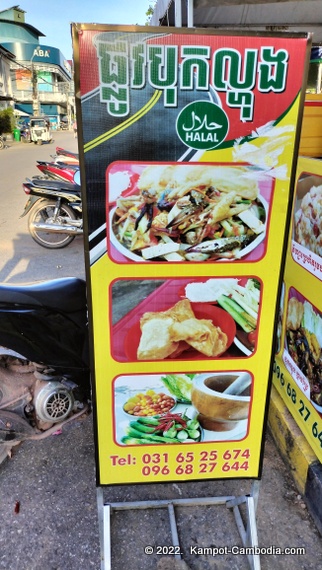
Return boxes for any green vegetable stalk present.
[126,426,179,443]
[217,294,256,332]
[161,374,193,403]
[122,413,202,445]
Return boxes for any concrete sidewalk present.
[0,407,321,570]
[268,385,322,536]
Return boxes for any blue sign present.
[2,42,71,78]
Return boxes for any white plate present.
[109,195,268,263]
[233,336,253,356]
[311,400,322,414]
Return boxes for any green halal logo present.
[176,101,229,150]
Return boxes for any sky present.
[1,0,153,60]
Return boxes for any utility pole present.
[64,82,71,129]
[31,47,40,115]
[31,65,39,115]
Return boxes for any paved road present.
[0,131,85,284]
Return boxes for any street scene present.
[0,132,84,284]
[1,2,322,570]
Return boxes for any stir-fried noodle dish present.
[111,164,266,262]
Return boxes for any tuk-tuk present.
[29,117,52,145]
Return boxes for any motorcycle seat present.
[30,178,80,193]
[0,278,86,314]
[55,162,79,170]
[55,147,79,160]
[36,161,79,171]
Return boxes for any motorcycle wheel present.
[28,199,77,249]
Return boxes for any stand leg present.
[245,496,260,570]
[103,504,111,570]
[226,481,261,570]
[251,480,260,513]
[96,480,262,570]
[168,503,182,559]
[97,488,111,570]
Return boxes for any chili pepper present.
[159,412,187,423]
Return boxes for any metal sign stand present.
[97,480,261,570]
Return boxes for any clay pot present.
[191,373,251,431]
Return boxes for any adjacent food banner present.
[73,24,311,485]
[273,156,322,461]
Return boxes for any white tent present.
[14,109,30,117]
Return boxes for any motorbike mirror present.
[74,170,81,185]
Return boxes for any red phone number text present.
[140,449,251,477]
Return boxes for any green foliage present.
[0,107,15,134]
[145,0,157,24]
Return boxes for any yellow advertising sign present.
[273,156,322,461]
[73,24,310,485]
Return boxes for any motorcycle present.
[0,135,7,150]
[55,146,79,160]
[19,121,31,143]
[21,177,83,249]
[0,277,90,446]
[52,147,79,165]
[35,160,80,184]
[20,128,31,143]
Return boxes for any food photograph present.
[111,277,261,361]
[113,371,252,446]
[107,162,272,263]
[285,288,322,413]
[293,172,322,258]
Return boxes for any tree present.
[146,0,157,23]
[0,107,14,134]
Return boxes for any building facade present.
[0,5,74,128]
[0,44,14,109]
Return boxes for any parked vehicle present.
[20,125,31,143]
[53,146,79,164]
[19,117,52,145]
[21,177,82,249]
[18,118,31,143]
[29,117,52,145]
[55,146,78,159]
[0,277,90,445]
[35,160,80,184]
[59,121,69,130]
